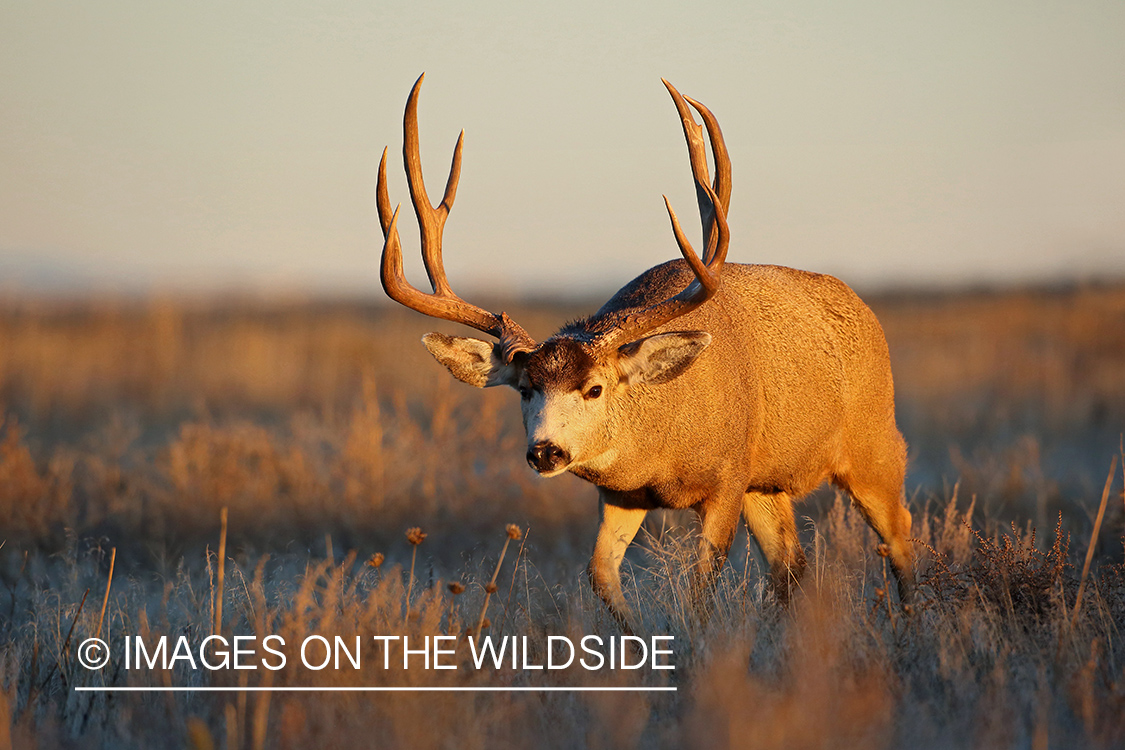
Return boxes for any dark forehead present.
[524,337,597,391]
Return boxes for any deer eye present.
[518,385,532,400]
[584,385,603,400]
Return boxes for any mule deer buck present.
[376,74,914,628]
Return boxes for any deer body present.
[376,75,914,627]
[567,260,899,502]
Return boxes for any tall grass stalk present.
[214,506,228,636]
[497,527,529,639]
[95,546,115,641]
[251,671,273,750]
[475,525,521,638]
[46,588,88,687]
[405,527,426,617]
[1070,456,1116,628]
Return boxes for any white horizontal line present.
[74,686,676,693]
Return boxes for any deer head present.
[377,74,731,476]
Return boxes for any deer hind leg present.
[835,469,915,603]
[588,494,647,633]
[742,490,807,605]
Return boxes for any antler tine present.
[377,147,393,238]
[663,195,719,297]
[402,72,463,297]
[683,94,731,263]
[682,96,731,212]
[378,75,536,363]
[661,79,719,260]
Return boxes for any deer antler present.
[595,81,731,351]
[377,73,536,363]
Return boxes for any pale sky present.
[2,0,1123,298]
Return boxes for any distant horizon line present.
[3,274,1123,308]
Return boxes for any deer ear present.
[616,331,711,386]
[422,333,523,388]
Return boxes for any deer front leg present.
[693,494,742,621]
[588,493,647,632]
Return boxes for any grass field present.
[1,284,1123,748]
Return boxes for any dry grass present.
[2,492,1123,749]
[0,283,1124,748]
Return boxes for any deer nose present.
[527,441,570,473]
